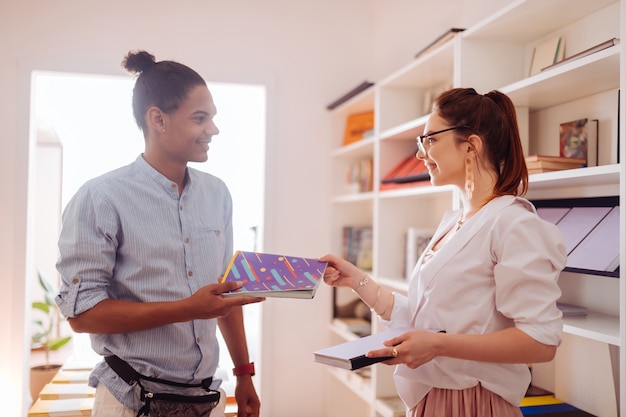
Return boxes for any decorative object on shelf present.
[343,111,374,145]
[524,154,586,174]
[380,154,430,190]
[220,251,328,299]
[529,36,564,76]
[559,118,598,166]
[326,80,375,110]
[404,227,434,280]
[541,38,620,72]
[414,28,465,59]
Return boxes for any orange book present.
[343,112,374,145]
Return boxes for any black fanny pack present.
[105,355,220,417]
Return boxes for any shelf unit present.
[326,1,624,416]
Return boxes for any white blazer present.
[385,195,566,409]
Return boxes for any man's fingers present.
[215,280,245,294]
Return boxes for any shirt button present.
[179,205,183,211]
[184,237,190,243]
[171,183,177,189]
[188,271,193,277]
[71,277,79,284]
[215,230,220,236]
[196,337,201,344]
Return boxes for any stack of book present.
[525,155,586,174]
[380,154,430,190]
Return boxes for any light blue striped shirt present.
[56,155,233,409]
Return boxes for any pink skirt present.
[410,384,523,417]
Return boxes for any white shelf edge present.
[331,192,375,204]
[562,311,621,346]
[528,164,620,189]
[331,137,375,158]
[378,184,455,199]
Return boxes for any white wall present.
[0,0,513,415]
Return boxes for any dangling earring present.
[465,156,474,201]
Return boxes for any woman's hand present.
[319,254,365,290]
[366,329,443,369]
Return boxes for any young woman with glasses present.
[321,88,566,416]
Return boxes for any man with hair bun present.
[56,50,263,417]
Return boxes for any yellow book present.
[520,395,563,407]
[39,383,96,400]
[27,398,94,416]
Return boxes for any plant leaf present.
[47,336,72,351]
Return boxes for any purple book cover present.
[220,251,328,298]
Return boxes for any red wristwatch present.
[232,362,255,377]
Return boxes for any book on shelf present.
[404,227,434,280]
[380,154,430,190]
[326,80,374,110]
[343,111,375,146]
[556,302,588,317]
[414,28,465,59]
[342,226,373,270]
[529,36,564,76]
[559,118,598,167]
[345,158,373,193]
[520,399,595,416]
[313,327,412,371]
[525,154,586,174]
[566,205,619,273]
[220,251,327,299]
[541,37,620,72]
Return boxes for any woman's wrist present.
[352,273,369,291]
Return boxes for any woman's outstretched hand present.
[319,254,365,290]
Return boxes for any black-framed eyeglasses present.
[416,126,479,154]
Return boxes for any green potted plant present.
[30,271,72,401]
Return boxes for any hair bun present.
[122,50,157,75]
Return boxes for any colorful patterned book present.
[220,251,327,299]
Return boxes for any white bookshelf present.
[326,1,624,416]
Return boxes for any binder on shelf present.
[550,206,612,254]
[542,38,620,72]
[414,28,465,59]
[326,80,375,110]
[566,206,619,273]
